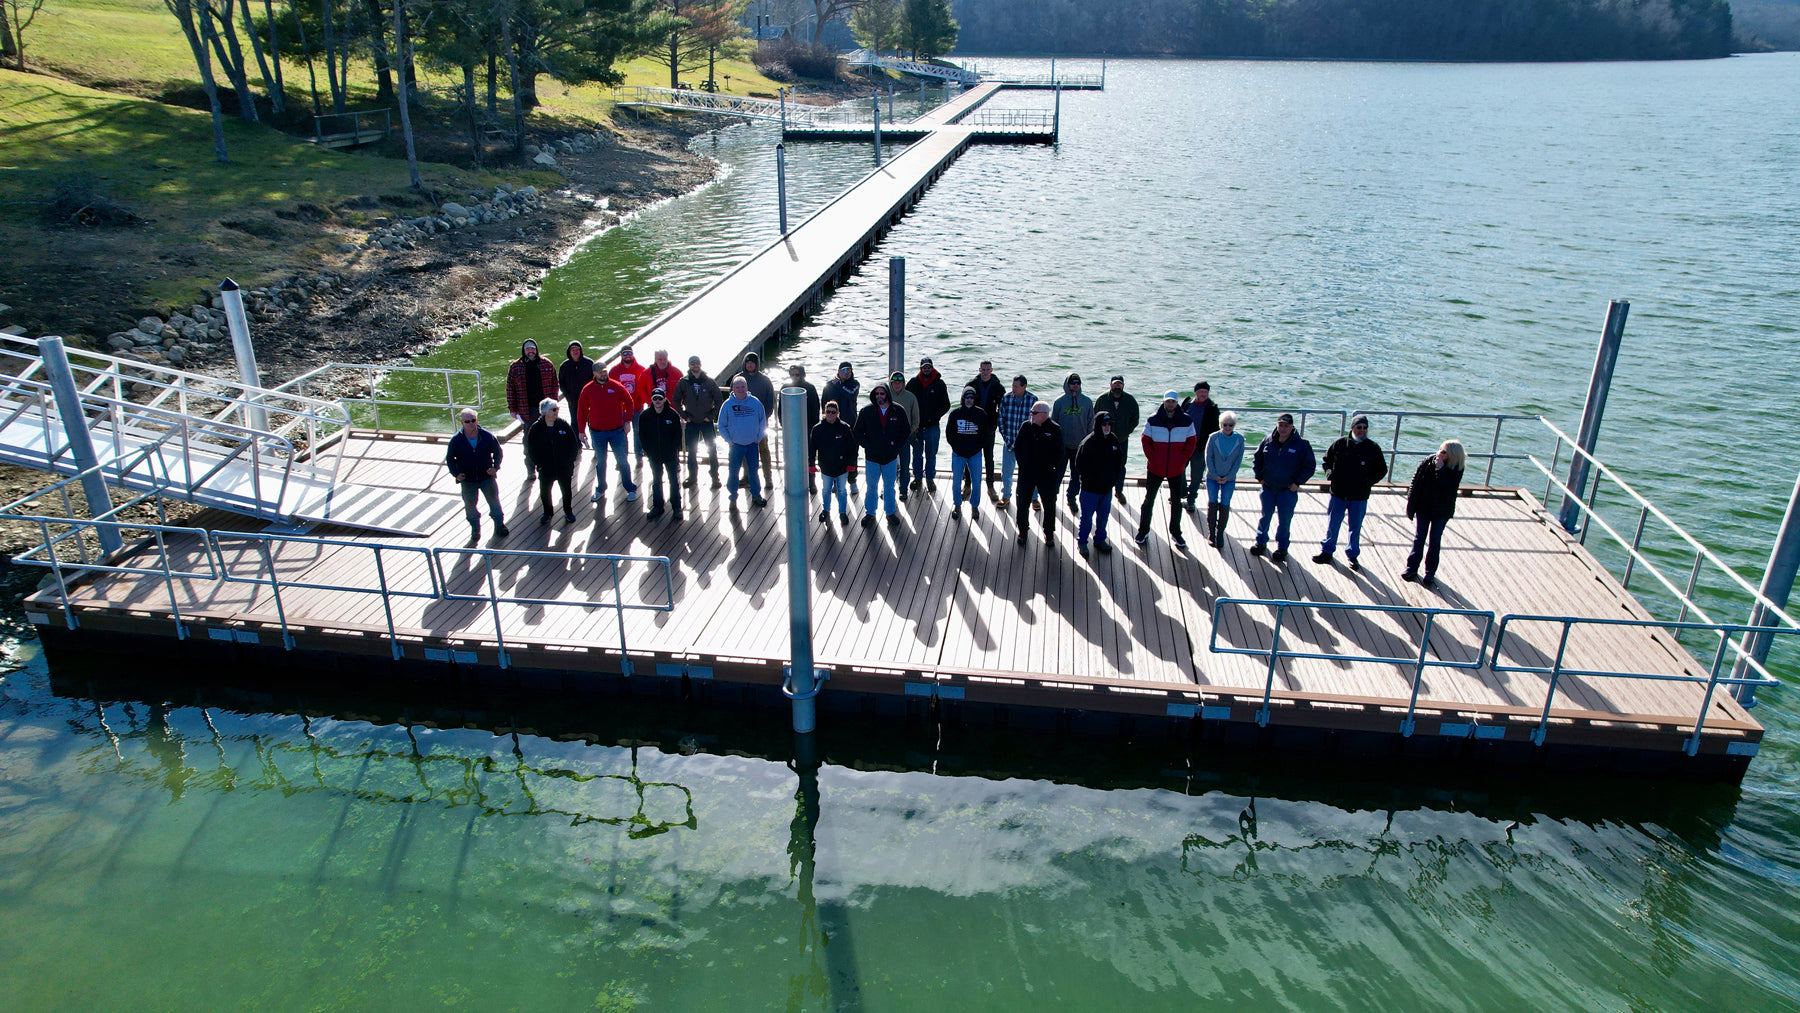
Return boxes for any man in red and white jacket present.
[1135,392,1198,549]
[608,344,653,470]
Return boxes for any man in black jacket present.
[813,399,856,524]
[906,357,950,493]
[1313,414,1389,569]
[1074,411,1124,555]
[559,341,595,415]
[966,360,1006,489]
[820,362,862,490]
[638,389,685,520]
[675,356,722,489]
[854,383,911,527]
[944,385,988,520]
[445,408,509,545]
[525,398,581,525]
[1013,401,1064,547]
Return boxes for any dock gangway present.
[0,336,463,535]
[845,51,982,86]
[612,86,821,125]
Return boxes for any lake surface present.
[6,56,1800,1010]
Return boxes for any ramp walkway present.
[0,337,463,535]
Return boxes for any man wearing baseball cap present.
[1251,413,1316,562]
[886,371,920,499]
[1093,374,1140,507]
[1314,414,1387,569]
[637,388,685,520]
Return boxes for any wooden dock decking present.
[24,430,1761,767]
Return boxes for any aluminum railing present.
[208,531,441,656]
[1221,407,1348,443]
[9,513,219,639]
[1491,615,1792,754]
[1529,418,1800,658]
[431,547,675,674]
[1348,411,1544,488]
[962,110,1056,130]
[1208,598,1497,735]
[273,362,483,432]
[613,86,819,125]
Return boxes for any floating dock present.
[22,428,1763,778]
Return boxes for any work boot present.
[1271,547,1287,563]
[1312,552,1334,565]
[467,523,480,547]
[494,521,510,537]
[819,510,830,523]
[647,505,665,520]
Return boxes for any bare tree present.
[389,0,422,188]
[163,0,232,162]
[809,0,863,42]
[3,0,47,71]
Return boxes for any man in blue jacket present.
[719,376,769,509]
[445,408,509,546]
[1250,413,1316,562]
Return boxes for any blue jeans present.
[1188,453,1207,503]
[951,453,981,507]
[1320,496,1368,558]
[863,459,898,515]
[1408,515,1451,577]
[459,478,503,526]
[911,426,940,482]
[821,473,848,513]
[1256,486,1298,549]
[1078,490,1113,545]
[727,442,761,499]
[1208,476,1237,506]
[1001,444,1018,498]
[588,427,637,494]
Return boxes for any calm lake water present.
[5,56,1800,1010]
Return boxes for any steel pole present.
[781,387,819,733]
[872,95,882,164]
[776,143,789,236]
[779,87,786,132]
[1732,470,1800,704]
[1054,83,1062,141]
[887,257,905,376]
[38,336,122,555]
[1559,299,1628,532]
[220,279,269,433]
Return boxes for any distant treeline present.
[949,0,1736,60]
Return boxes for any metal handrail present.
[1348,411,1542,487]
[962,110,1055,129]
[430,548,675,673]
[1224,407,1348,443]
[273,362,483,431]
[5,513,217,638]
[1209,598,1497,734]
[612,86,818,124]
[207,531,441,657]
[1491,614,1791,754]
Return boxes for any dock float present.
[21,428,1765,780]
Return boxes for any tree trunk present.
[365,0,394,105]
[263,0,285,113]
[391,0,422,188]
[170,0,230,162]
[464,64,482,169]
[290,0,322,117]
[320,0,344,114]
[503,2,524,150]
[204,0,259,122]
[486,44,497,117]
[242,0,284,114]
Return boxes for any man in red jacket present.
[608,344,653,471]
[576,373,641,503]
[1135,392,1198,550]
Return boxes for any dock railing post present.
[221,279,269,434]
[872,95,882,163]
[1732,470,1800,705]
[779,87,786,133]
[1053,83,1061,141]
[887,83,894,122]
[776,143,789,236]
[887,257,905,376]
[1559,299,1628,532]
[38,336,123,556]
[780,387,822,734]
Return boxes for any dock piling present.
[872,96,882,163]
[776,143,789,235]
[221,279,268,434]
[888,257,905,376]
[1560,299,1628,533]
[38,336,121,555]
[780,386,822,733]
[1733,470,1800,704]
[1054,83,1062,140]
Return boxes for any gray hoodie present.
[1051,373,1094,449]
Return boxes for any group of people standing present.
[447,340,1470,586]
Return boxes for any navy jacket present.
[636,405,684,463]
[812,419,857,476]
[1253,432,1317,489]
[854,399,912,465]
[445,426,502,484]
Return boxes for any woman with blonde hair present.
[1403,440,1466,588]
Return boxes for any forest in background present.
[948,0,1739,60]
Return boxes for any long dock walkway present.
[615,84,1008,375]
[23,430,1761,769]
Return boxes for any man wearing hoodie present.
[906,357,950,494]
[886,371,921,499]
[944,386,988,520]
[733,351,777,478]
[1314,414,1388,569]
[787,364,822,494]
[1013,401,1063,547]
[1251,413,1317,562]
[854,382,910,526]
[675,356,723,488]
[821,362,862,489]
[505,339,559,480]
[609,345,652,470]
[1182,382,1221,510]
[1074,411,1125,556]
[1051,373,1094,509]
[1135,393,1198,550]
[559,341,595,413]
[813,399,856,524]
[996,375,1036,508]
[1094,375,1141,506]
[576,370,640,503]
[637,389,685,520]
[525,398,581,525]
[719,376,769,509]
[966,360,1006,489]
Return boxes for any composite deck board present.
[30,430,1759,742]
